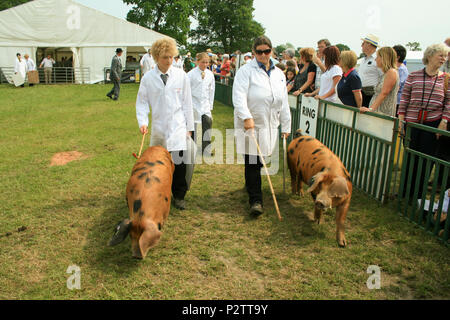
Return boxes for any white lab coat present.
[187,67,215,123]
[136,65,194,152]
[233,58,291,156]
[25,58,36,71]
[14,58,27,78]
[140,53,155,75]
[173,58,183,69]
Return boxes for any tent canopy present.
[0,0,171,83]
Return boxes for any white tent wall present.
[0,0,172,84]
[0,46,34,83]
[80,47,127,84]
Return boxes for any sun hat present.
[361,34,380,47]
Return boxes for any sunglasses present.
[255,49,272,55]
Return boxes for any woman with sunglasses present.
[233,35,291,217]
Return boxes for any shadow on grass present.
[81,194,142,278]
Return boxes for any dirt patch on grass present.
[50,151,88,166]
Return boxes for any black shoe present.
[112,97,118,101]
[173,198,186,210]
[106,93,113,99]
[250,202,263,217]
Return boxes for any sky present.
[73,0,450,53]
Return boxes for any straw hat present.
[361,34,380,47]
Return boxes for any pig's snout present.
[315,199,331,210]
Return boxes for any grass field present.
[0,83,449,300]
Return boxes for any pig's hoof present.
[337,237,347,248]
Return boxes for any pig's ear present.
[328,177,350,198]
[306,172,326,194]
[139,223,162,259]
[108,219,131,246]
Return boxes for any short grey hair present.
[422,43,450,65]
[285,48,295,58]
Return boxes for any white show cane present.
[283,136,287,194]
[250,130,282,222]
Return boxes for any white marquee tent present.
[0,0,171,83]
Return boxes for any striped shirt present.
[398,69,449,122]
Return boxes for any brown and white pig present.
[108,146,175,259]
[287,129,352,247]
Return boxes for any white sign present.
[299,96,319,137]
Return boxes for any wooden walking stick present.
[133,132,147,159]
[251,131,282,221]
[283,136,287,194]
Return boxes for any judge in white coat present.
[24,54,36,87]
[136,38,195,210]
[14,53,27,87]
[233,35,291,217]
[140,49,155,76]
[187,52,216,155]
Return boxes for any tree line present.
[1,0,424,54]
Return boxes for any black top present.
[292,63,317,93]
[337,69,362,107]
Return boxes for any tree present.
[189,0,265,53]
[405,41,422,51]
[275,45,287,56]
[335,43,350,52]
[123,0,202,45]
[0,0,32,11]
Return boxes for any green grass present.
[0,83,449,300]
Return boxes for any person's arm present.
[312,55,326,72]
[182,74,195,135]
[437,76,449,138]
[361,69,398,113]
[280,81,292,138]
[209,73,215,110]
[136,77,150,134]
[304,88,319,97]
[316,75,342,100]
[39,59,44,68]
[232,67,253,129]
[353,90,363,108]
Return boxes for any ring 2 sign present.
[300,96,319,138]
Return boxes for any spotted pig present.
[287,129,352,247]
[108,146,175,258]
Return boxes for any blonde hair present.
[377,47,397,73]
[299,47,315,63]
[339,50,358,70]
[422,43,450,65]
[196,52,209,61]
[151,38,178,60]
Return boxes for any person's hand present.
[436,120,448,139]
[244,118,255,131]
[314,95,322,100]
[187,131,192,137]
[312,54,320,65]
[360,107,371,113]
[293,90,301,96]
[303,93,313,97]
[140,125,148,135]
[282,132,290,139]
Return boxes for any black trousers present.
[192,115,213,152]
[171,150,188,200]
[404,120,441,198]
[108,78,121,99]
[245,154,263,205]
[436,128,450,189]
[362,92,373,107]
